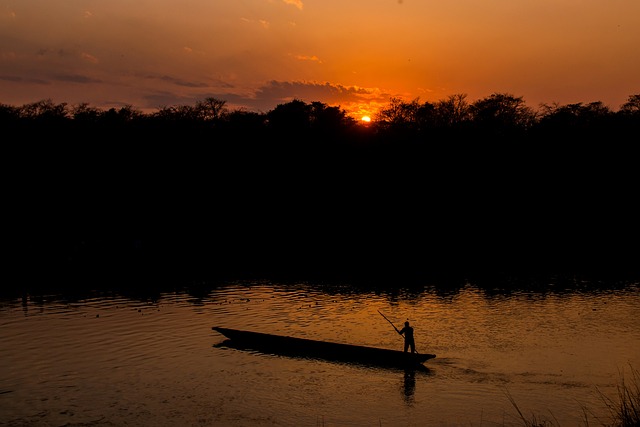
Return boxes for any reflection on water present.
[1,279,639,426]
[402,370,416,405]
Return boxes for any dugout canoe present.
[212,326,436,370]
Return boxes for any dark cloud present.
[0,75,22,82]
[0,75,50,85]
[138,73,233,89]
[248,80,391,110]
[138,80,394,113]
[156,75,209,88]
[254,80,364,103]
[53,74,102,84]
[35,48,77,58]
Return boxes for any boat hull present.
[212,326,435,370]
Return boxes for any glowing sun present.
[361,116,371,123]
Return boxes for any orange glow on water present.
[2,282,639,425]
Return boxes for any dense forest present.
[3,92,640,145]
[4,93,639,293]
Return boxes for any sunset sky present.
[1,0,639,118]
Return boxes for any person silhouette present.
[398,321,415,353]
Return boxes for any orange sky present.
[1,0,639,118]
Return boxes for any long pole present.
[378,310,420,355]
[378,310,401,336]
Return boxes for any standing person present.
[399,321,416,353]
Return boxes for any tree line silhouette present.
[3,92,639,145]
[4,92,639,293]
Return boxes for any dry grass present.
[504,363,640,427]
[597,363,640,427]
[504,389,560,427]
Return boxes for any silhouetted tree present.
[4,91,640,291]
[101,105,143,123]
[71,102,103,124]
[373,97,426,146]
[215,109,268,152]
[195,97,228,122]
[536,101,617,143]
[309,101,355,131]
[222,109,266,130]
[19,99,70,120]
[469,93,536,137]
[267,99,312,135]
[616,94,640,139]
[0,102,20,121]
[619,94,640,116]
[375,97,421,128]
[0,102,21,135]
[152,104,200,122]
[433,93,471,129]
[414,101,438,133]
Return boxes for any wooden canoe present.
[212,326,435,370]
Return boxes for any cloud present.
[0,75,50,85]
[61,79,395,116]
[240,17,270,29]
[35,48,93,63]
[182,46,207,56]
[235,80,392,114]
[159,81,369,114]
[253,80,388,104]
[53,73,102,84]
[81,52,99,64]
[141,73,211,88]
[292,54,322,64]
[282,0,303,10]
[259,19,270,29]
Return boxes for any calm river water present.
[1,278,639,426]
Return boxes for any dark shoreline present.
[6,97,638,297]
